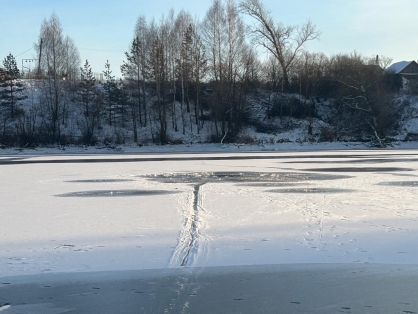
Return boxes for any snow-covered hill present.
[2,80,418,150]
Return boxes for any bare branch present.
[239,0,320,89]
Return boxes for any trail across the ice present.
[169,183,208,267]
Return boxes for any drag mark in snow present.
[181,183,206,267]
[169,183,207,268]
[316,197,325,257]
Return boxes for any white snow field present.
[1,147,418,313]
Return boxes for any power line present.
[12,46,123,58]
[78,47,125,53]
[15,46,35,58]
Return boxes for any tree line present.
[0,0,405,147]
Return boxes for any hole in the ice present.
[65,179,135,183]
[385,173,418,177]
[0,157,29,163]
[304,167,413,172]
[267,188,354,194]
[286,158,418,164]
[55,190,180,197]
[143,172,351,184]
[378,181,418,187]
[235,182,308,187]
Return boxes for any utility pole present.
[22,59,37,78]
[37,38,43,75]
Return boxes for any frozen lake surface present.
[1,149,418,312]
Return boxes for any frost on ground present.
[0,149,418,277]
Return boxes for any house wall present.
[400,61,418,75]
[401,62,418,93]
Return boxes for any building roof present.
[386,61,414,74]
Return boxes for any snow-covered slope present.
[4,80,418,148]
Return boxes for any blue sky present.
[1,0,417,78]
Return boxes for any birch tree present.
[34,13,80,142]
[202,0,247,140]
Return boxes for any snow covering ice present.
[1,144,418,278]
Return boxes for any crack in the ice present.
[180,183,206,267]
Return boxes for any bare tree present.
[35,14,80,80]
[173,10,193,134]
[329,52,397,146]
[241,45,260,91]
[239,0,320,90]
[202,0,226,85]
[34,13,80,142]
[62,36,80,81]
[191,23,208,133]
[134,15,151,126]
[148,22,168,144]
[261,56,282,118]
[202,0,248,140]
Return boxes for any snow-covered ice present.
[1,148,418,277]
[1,146,418,313]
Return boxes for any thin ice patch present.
[378,181,418,187]
[65,179,135,183]
[143,172,350,184]
[55,189,179,197]
[267,188,354,194]
[304,167,414,173]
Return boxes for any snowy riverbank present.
[1,140,418,156]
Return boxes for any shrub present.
[236,134,256,144]
[319,126,336,142]
[404,132,418,141]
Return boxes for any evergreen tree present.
[0,53,26,119]
[79,60,96,117]
[121,36,150,127]
[102,60,119,126]
[78,60,101,143]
